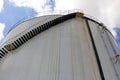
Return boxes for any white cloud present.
[0,23,5,44]
[55,0,120,37]
[9,0,120,37]
[0,0,4,12]
[9,0,52,12]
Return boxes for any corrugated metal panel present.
[88,20,120,80]
[4,15,61,42]
[0,12,120,80]
[0,18,101,80]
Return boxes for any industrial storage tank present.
[0,10,120,80]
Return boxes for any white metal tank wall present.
[0,17,101,80]
[0,12,120,80]
[4,15,61,43]
[88,20,120,80]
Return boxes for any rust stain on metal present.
[80,17,100,79]
[4,44,14,51]
[76,13,84,18]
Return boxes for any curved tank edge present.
[7,10,83,34]
[7,12,113,35]
[0,10,115,50]
[5,10,115,45]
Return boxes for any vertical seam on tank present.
[97,25,120,80]
[85,19,105,80]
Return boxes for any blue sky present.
[0,0,55,44]
[0,0,120,48]
[115,28,120,47]
[0,0,36,36]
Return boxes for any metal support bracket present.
[114,54,120,64]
